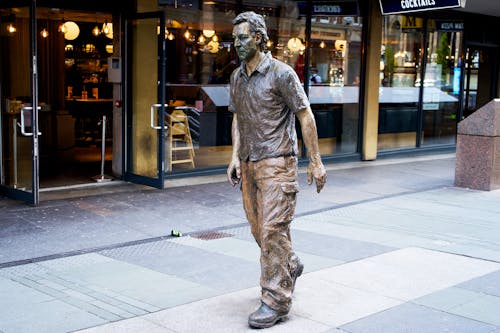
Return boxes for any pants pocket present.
[280,181,299,195]
[279,181,299,222]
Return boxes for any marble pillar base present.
[455,99,500,191]
[455,134,500,190]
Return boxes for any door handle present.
[19,106,42,136]
[150,104,168,130]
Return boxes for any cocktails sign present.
[379,0,465,15]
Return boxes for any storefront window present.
[379,15,424,150]
[156,0,362,173]
[464,48,479,112]
[421,21,462,146]
[309,15,362,155]
[160,2,236,172]
[379,15,462,150]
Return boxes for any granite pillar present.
[455,99,500,191]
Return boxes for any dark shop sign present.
[158,0,199,7]
[298,1,359,16]
[379,0,463,15]
[436,20,464,31]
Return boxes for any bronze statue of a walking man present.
[227,11,327,329]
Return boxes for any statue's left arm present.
[296,107,327,193]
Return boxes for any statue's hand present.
[227,159,241,187]
[307,154,327,193]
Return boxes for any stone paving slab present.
[0,252,221,333]
[291,229,395,262]
[167,234,344,273]
[292,276,402,327]
[307,247,500,301]
[340,302,497,333]
[445,293,500,326]
[75,247,500,333]
[296,188,500,262]
[411,287,500,329]
[102,239,262,293]
[75,317,175,333]
[0,299,106,333]
[457,269,500,297]
[413,286,485,310]
[127,287,331,333]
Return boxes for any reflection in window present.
[309,14,362,155]
[160,0,362,172]
[379,15,424,150]
[421,21,462,146]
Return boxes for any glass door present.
[420,23,463,146]
[124,12,166,188]
[379,15,425,150]
[463,45,498,119]
[0,3,40,205]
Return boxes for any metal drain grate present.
[191,231,233,240]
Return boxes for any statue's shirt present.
[229,52,310,162]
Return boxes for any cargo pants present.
[240,155,301,314]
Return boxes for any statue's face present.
[232,22,259,62]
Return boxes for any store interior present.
[1,8,115,189]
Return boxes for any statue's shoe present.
[248,302,288,329]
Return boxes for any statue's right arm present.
[227,113,241,186]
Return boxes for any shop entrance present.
[1,4,115,205]
[463,45,499,118]
[0,4,39,204]
[36,8,115,189]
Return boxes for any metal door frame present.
[462,43,499,119]
[123,11,167,189]
[0,0,40,205]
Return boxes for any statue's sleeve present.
[228,68,240,113]
[280,68,310,114]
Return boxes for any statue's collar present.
[240,52,271,78]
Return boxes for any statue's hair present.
[232,11,269,51]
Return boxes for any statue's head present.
[232,11,269,52]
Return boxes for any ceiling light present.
[62,21,80,40]
[287,37,303,53]
[7,23,16,33]
[58,21,66,33]
[102,21,110,35]
[334,40,346,51]
[92,25,100,36]
[84,44,95,53]
[203,29,215,38]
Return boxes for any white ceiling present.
[457,0,500,17]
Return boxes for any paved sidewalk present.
[0,153,454,265]
[1,153,500,332]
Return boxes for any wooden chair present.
[167,108,195,171]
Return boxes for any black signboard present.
[158,0,198,7]
[436,20,464,31]
[298,1,359,16]
[379,0,462,15]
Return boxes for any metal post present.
[12,119,18,188]
[92,115,112,182]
